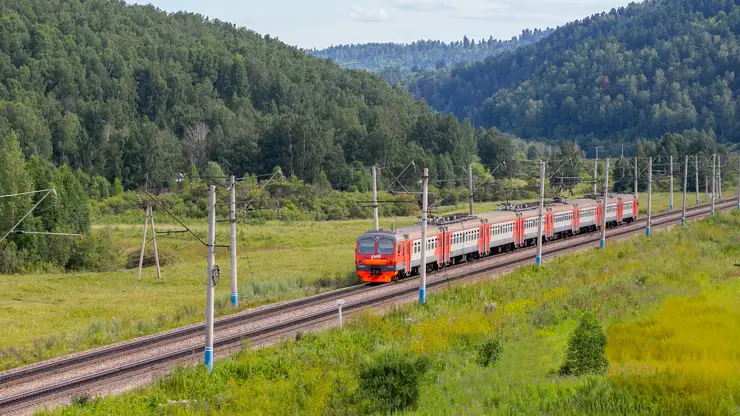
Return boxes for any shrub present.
[559,311,608,376]
[65,228,122,272]
[0,242,22,274]
[124,247,175,270]
[476,338,503,367]
[358,350,431,414]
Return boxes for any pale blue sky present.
[133,0,629,49]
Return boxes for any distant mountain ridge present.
[309,29,553,83]
[406,0,740,152]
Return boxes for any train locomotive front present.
[355,231,401,283]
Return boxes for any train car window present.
[358,238,375,254]
[378,238,394,255]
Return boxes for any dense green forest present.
[0,0,486,192]
[0,0,482,274]
[408,0,740,155]
[0,0,734,275]
[309,29,553,84]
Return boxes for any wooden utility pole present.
[150,205,161,279]
[137,203,161,279]
[137,205,150,280]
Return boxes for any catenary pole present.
[536,160,545,266]
[669,155,674,211]
[647,158,653,237]
[593,148,600,195]
[371,166,379,231]
[468,163,474,216]
[712,154,716,216]
[419,168,428,305]
[682,155,688,228]
[634,156,639,200]
[705,175,709,203]
[601,158,609,249]
[204,185,216,371]
[150,205,161,279]
[229,175,238,308]
[695,156,700,205]
[718,155,723,201]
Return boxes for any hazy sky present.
[133,0,628,49]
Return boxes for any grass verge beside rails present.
[39,210,740,416]
[0,193,730,372]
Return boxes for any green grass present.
[37,209,740,415]
[0,191,731,372]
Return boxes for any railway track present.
[1,198,737,415]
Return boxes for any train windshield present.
[358,237,376,254]
[378,238,395,255]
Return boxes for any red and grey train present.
[355,194,639,283]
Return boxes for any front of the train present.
[355,231,398,283]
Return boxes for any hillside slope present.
[409,0,740,153]
[0,0,476,189]
[309,30,552,83]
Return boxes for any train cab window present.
[358,238,375,254]
[378,238,394,254]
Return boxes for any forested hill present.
[0,0,479,190]
[408,0,740,154]
[309,30,553,83]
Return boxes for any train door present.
[546,208,554,239]
[573,205,580,232]
[515,213,524,247]
[597,203,603,228]
[479,224,487,255]
[440,227,448,264]
[404,242,412,274]
[485,223,491,253]
[617,199,624,223]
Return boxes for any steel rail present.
[0,283,374,388]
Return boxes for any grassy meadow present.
[0,191,733,372]
[39,209,740,415]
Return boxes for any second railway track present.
[1,198,737,415]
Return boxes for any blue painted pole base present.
[696,199,699,205]
[681,217,686,228]
[669,204,673,211]
[712,209,716,217]
[600,239,605,250]
[646,227,651,237]
[204,347,214,371]
[536,255,542,267]
[231,292,238,308]
[419,288,426,304]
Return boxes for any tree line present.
[309,30,553,84]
